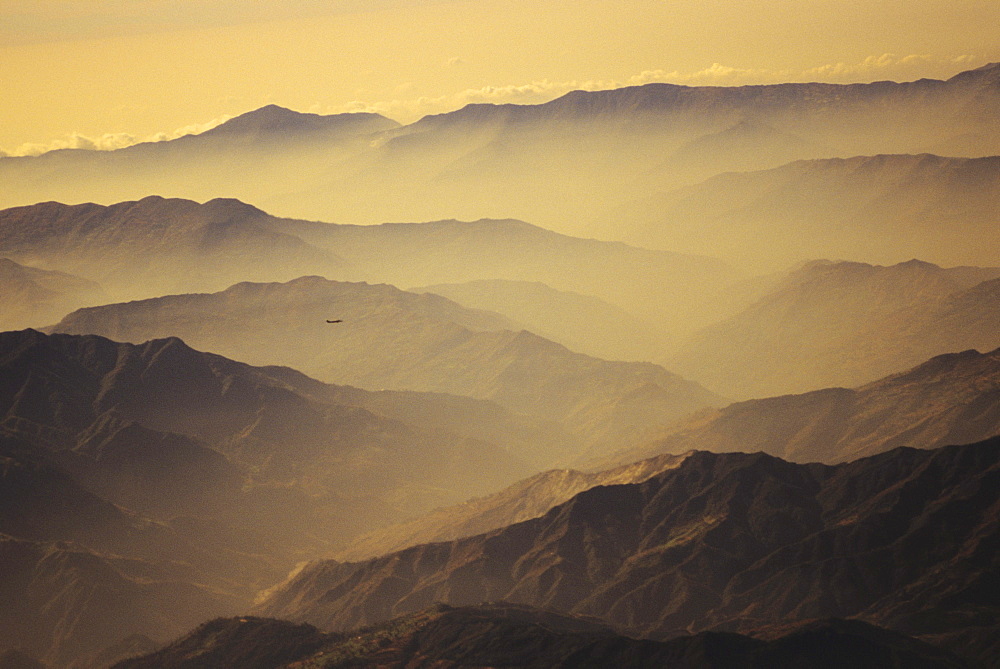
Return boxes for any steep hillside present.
[336,451,691,562]
[669,259,1000,398]
[50,278,723,464]
[0,443,257,667]
[607,347,1000,468]
[0,329,564,665]
[259,440,1000,666]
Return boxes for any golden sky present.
[2,0,998,155]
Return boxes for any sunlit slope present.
[605,346,1000,468]
[669,259,1000,398]
[336,451,691,562]
[2,65,998,235]
[50,277,724,465]
[342,342,1000,559]
[258,439,1000,667]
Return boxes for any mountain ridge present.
[258,438,1000,666]
[49,277,723,465]
[668,258,1000,398]
[4,65,999,233]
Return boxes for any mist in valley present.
[1,7,1000,666]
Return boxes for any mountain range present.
[2,64,999,243]
[49,276,723,464]
[0,197,339,302]
[0,328,566,664]
[612,153,1000,270]
[605,346,1000,468]
[329,342,1000,562]
[669,258,1000,398]
[0,196,743,346]
[259,438,1000,667]
[112,605,967,669]
[2,63,999,668]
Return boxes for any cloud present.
[3,115,233,157]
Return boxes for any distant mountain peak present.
[947,61,1000,85]
[202,105,398,139]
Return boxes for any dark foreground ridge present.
[113,603,967,669]
[259,438,1000,667]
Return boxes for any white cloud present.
[3,114,232,157]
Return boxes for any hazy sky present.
[2,0,998,155]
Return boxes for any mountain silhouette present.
[0,196,340,301]
[4,66,998,234]
[259,439,1000,667]
[0,329,559,664]
[113,605,966,669]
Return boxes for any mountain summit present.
[199,105,399,140]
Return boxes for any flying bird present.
[326,319,343,323]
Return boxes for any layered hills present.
[0,258,106,331]
[0,197,339,301]
[263,215,741,329]
[50,277,723,463]
[259,439,1000,667]
[0,328,557,664]
[0,441,257,667]
[617,153,1000,270]
[0,108,398,224]
[2,64,999,236]
[668,259,1000,398]
[0,329,534,534]
[113,605,966,669]
[343,343,1000,560]
[0,197,743,347]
